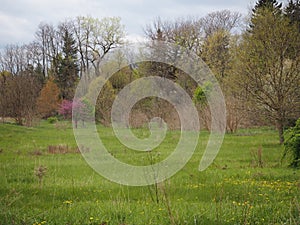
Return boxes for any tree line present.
[0,0,299,143]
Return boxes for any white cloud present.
[0,12,34,46]
[0,0,251,47]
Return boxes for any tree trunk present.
[277,120,284,144]
[15,117,23,126]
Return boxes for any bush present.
[283,118,300,168]
[47,116,58,124]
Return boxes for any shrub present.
[283,118,300,168]
[47,116,58,124]
[36,78,60,118]
[58,98,94,128]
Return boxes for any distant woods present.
[0,16,125,125]
[0,0,300,144]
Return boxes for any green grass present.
[0,121,299,225]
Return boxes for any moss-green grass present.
[0,121,299,225]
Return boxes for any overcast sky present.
[0,0,258,48]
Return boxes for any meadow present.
[0,120,299,225]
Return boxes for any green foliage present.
[201,29,231,80]
[47,116,58,124]
[237,7,300,144]
[193,82,212,105]
[283,118,300,167]
[85,77,115,125]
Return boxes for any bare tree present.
[145,17,204,55]
[35,22,64,77]
[71,16,125,74]
[0,44,27,76]
[0,44,43,125]
[0,71,10,122]
[4,74,41,126]
[25,41,42,67]
[72,16,93,77]
[201,10,242,37]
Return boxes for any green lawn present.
[0,121,299,225]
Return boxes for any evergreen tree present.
[56,29,79,100]
[285,0,300,31]
[250,0,283,30]
[252,0,282,14]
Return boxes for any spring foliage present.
[283,118,300,167]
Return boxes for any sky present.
[0,0,258,48]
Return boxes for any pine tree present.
[252,0,282,14]
[250,0,283,31]
[285,0,300,31]
[56,29,79,100]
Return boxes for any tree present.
[145,17,203,55]
[58,98,93,128]
[250,0,282,30]
[72,16,125,73]
[85,77,115,126]
[0,44,43,126]
[252,0,282,15]
[236,8,300,144]
[144,12,241,81]
[58,99,73,119]
[0,44,26,76]
[285,0,300,32]
[55,26,79,100]
[201,10,242,37]
[2,74,41,126]
[144,17,204,82]
[0,71,11,121]
[193,82,213,130]
[201,29,231,80]
[283,118,300,167]
[36,78,60,118]
[35,23,62,78]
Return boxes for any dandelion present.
[33,221,46,225]
[63,200,73,205]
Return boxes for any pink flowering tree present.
[58,98,93,128]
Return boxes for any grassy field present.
[0,120,299,225]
